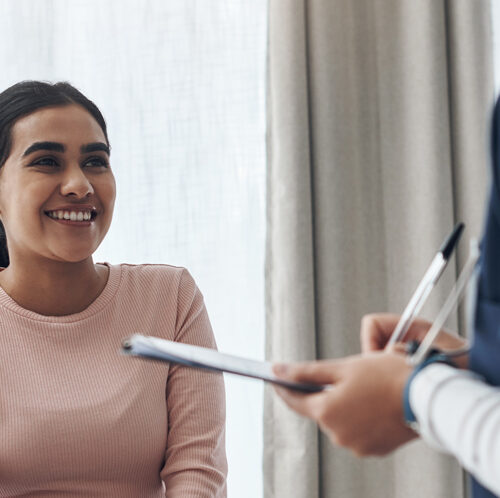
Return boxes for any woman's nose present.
[59,165,94,198]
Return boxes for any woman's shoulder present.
[102,262,197,293]
[111,262,185,275]
[105,263,203,321]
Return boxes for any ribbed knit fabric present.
[0,263,227,497]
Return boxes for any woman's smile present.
[44,205,99,227]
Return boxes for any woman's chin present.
[47,250,96,265]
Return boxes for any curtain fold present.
[264,3,320,496]
[265,1,494,497]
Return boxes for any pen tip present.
[441,222,465,259]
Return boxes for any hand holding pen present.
[273,223,473,459]
[360,313,469,368]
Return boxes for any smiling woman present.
[0,81,227,497]
[0,103,116,304]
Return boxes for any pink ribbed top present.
[0,263,227,497]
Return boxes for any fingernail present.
[273,364,288,376]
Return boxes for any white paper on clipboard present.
[121,334,327,393]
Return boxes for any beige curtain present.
[264,1,494,497]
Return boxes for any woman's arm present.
[160,269,227,497]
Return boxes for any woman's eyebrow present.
[23,141,64,157]
[22,141,110,157]
[81,142,110,155]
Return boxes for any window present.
[0,1,267,496]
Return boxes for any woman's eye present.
[84,157,109,168]
[33,157,58,167]
[30,156,109,168]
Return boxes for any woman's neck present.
[0,258,109,316]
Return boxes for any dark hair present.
[0,80,110,268]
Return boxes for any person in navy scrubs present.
[273,97,500,498]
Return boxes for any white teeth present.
[46,210,93,221]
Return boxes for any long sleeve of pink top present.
[0,263,227,497]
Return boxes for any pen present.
[409,239,479,365]
[385,222,465,348]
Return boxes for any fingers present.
[272,360,342,419]
[273,360,342,385]
[360,313,435,352]
[273,384,326,419]
[360,313,402,352]
[387,342,408,355]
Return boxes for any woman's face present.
[0,104,116,266]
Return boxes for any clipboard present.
[121,334,327,393]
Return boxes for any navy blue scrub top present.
[469,96,500,498]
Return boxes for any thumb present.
[273,360,342,385]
